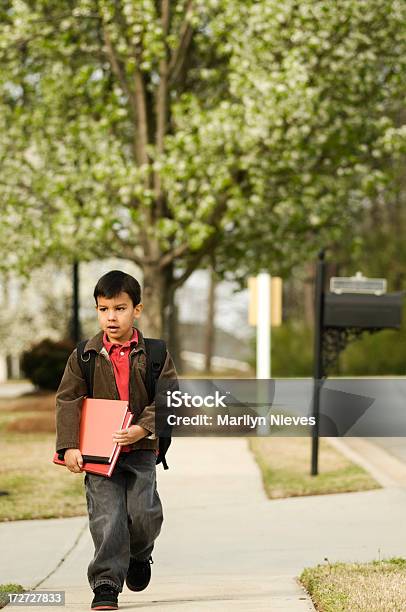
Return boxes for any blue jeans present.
[84,450,163,592]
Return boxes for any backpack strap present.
[76,339,95,398]
[144,338,167,403]
[144,338,171,470]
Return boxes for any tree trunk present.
[68,261,82,343]
[2,272,13,381]
[163,262,184,373]
[140,261,185,375]
[204,266,217,373]
[166,299,184,374]
[141,264,167,338]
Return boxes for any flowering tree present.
[0,265,72,355]
[0,0,405,335]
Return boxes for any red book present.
[82,411,134,477]
[53,397,133,477]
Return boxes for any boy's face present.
[95,291,143,344]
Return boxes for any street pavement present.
[0,381,35,398]
[366,436,406,464]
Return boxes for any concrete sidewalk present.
[2,438,406,611]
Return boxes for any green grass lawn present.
[0,584,25,609]
[0,431,87,521]
[249,436,380,498]
[300,557,406,611]
[0,394,87,521]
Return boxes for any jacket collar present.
[84,327,146,354]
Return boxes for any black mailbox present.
[323,292,404,329]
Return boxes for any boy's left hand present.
[113,424,149,445]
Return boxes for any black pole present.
[70,261,82,343]
[311,249,326,476]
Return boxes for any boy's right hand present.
[64,449,84,473]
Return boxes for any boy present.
[55,270,177,610]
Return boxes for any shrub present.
[249,322,314,377]
[340,327,406,375]
[21,339,75,390]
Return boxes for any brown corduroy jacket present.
[55,327,177,454]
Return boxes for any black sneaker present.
[126,556,154,592]
[91,585,119,610]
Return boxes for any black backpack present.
[76,337,172,470]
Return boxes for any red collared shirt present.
[103,328,138,453]
[103,328,138,401]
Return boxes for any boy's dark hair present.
[94,270,141,307]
